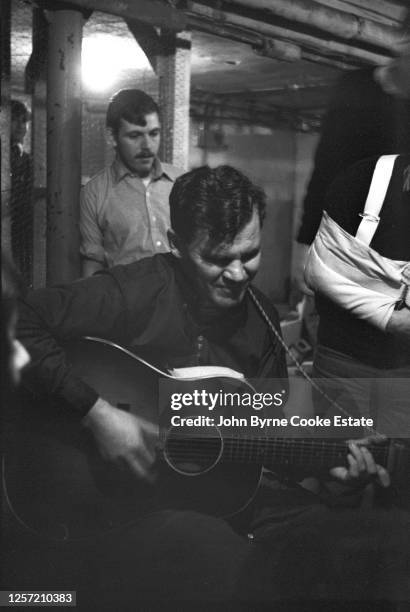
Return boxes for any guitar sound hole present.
[164,426,223,476]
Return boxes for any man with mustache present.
[80,89,182,277]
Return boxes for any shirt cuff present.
[80,245,105,263]
[58,375,99,418]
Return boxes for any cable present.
[247,286,380,437]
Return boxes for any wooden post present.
[157,32,192,170]
[30,9,48,289]
[1,0,11,255]
[46,7,84,285]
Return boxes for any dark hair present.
[11,99,30,122]
[106,89,160,134]
[169,165,266,246]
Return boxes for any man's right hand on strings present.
[82,398,158,482]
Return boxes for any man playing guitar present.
[13,166,410,605]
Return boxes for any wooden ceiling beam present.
[125,20,159,70]
[186,3,390,65]
[224,0,403,49]
[313,0,406,27]
[49,0,186,31]
[188,13,301,61]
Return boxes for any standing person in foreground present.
[14,166,410,606]
[294,11,410,297]
[305,154,410,436]
[80,88,182,277]
[292,11,410,353]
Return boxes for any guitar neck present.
[222,436,391,472]
[167,433,394,473]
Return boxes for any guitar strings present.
[164,436,390,465]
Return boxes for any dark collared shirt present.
[80,158,182,266]
[298,68,410,246]
[17,254,287,418]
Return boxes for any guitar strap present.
[247,286,379,436]
[355,155,398,245]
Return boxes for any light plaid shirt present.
[80,157,182,267]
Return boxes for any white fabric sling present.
[305,155,409,330]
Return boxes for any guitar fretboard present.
[166,434,393,472]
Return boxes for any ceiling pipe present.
[186,3,390,65]
[256,22,390,65]
[255,39,302,62]
[188,14,359,70]
[188,14,259,47]
[192,90,329,110]
[223,0,403,49]
[324,0,405,28]
[302,50,357,71]
[190,94,323,131]
[188,13,301,61]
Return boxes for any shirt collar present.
[112,156,176,184]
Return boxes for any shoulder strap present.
[355,154,398,245]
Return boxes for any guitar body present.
[4,337,409,541]
[4,338,262,541]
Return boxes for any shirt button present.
[152,216,157,222]
[156,240,162,247]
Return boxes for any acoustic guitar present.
[3,337,409,541]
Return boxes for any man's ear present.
[168,230,183,259]
[105,128,116,148]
